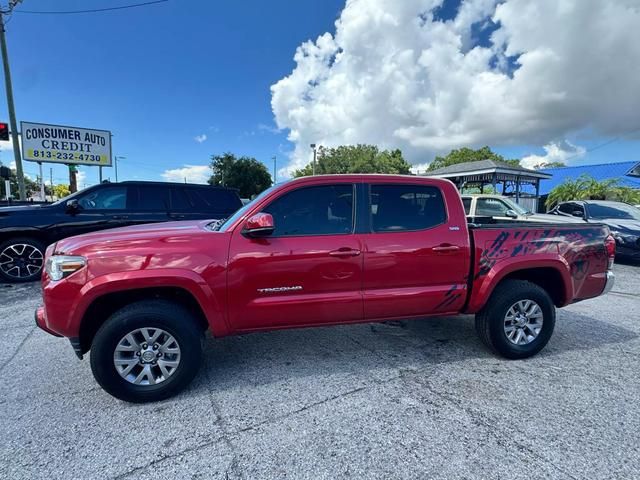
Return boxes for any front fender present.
[46,268,229,338]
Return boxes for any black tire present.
[0,237,46,283]
[90,300,203,403]
[475,280,555,359]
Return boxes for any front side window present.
[262,184,354,236]
[559,203,584,216]
[370,184,446,232]
[476,198,510,217]
[79,186,127,210]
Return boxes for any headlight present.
[45,255,86,281]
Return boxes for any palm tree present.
[546,176,588,209]
[546,174,640,209]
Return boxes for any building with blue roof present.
[537,161,640,195]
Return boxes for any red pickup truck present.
[36,175,615,402]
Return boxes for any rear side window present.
[263,184,354,236]
[461,197,472,215]
[170,188,191,211]
[370,184,446,232]
[186,188,240,212]
[136,186,169,211]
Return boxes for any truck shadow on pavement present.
[192,310,638,395]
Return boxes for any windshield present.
[50,185,92,206]
[588,203,640,221]
[501,197,531,215]
[214,185,278,231]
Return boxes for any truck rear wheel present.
[475,280,555,359]
[90,300,203,403]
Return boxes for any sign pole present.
[0,12,25,200]
[38,161,45,200]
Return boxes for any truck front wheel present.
[475,280,556,359]
[90,300,203,403]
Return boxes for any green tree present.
[52,184,71,199]
[428,146,520,171]
[0,161,40,198]
[208,153,272,198]
[613,186,640,205]
[293,145,411,177]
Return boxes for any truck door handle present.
[432,244,460,253]
[112,215,129,220]
[329,248,361,258]
[169,214,186,219]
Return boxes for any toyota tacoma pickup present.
[35,175,616,402]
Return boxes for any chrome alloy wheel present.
[503,299,544,345]
[113,328,181,386]
[0,243,44,280]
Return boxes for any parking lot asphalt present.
[1,263,639,480]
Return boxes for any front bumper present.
[34,306,61,337]
[602,271,615,295]
[35,306,83,359]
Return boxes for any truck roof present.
[285,174,455,185]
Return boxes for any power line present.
[562,127,640,163]
[15,0,168,15]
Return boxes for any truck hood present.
[55,220,218,255]
[0,204,49,216]
[598,218,640,234]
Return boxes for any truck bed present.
[465,221,610,313]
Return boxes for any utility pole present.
[272,155,276,184]
[114,155,125,182]
[0,3,25,200]
[310,144,317,175]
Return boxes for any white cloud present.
[410,162,432,175]
[194,134,207,143]
[76,170,87,188]
[271,0,640,176]
[161,165,210,184]
[521,140,586,169]
[258,123,280,134]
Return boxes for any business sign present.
[21,121,112,167]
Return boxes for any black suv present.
[0,181,242,282]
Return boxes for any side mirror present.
[571,210,584,218]
[242,212,275,238]
[505,209,519,219]
[65,199,80,213]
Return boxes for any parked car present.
[0,181,242,282]
[35,175,616,402]
[461,194,582,223]
[550,200,640,260]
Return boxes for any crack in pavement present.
[609,291,640,299]
[0,325,36,376]
[235,385,367,435]
[414,378,583,480]
[109,436,228,480]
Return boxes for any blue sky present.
[1,0,638,188]
[0,0,344,186]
